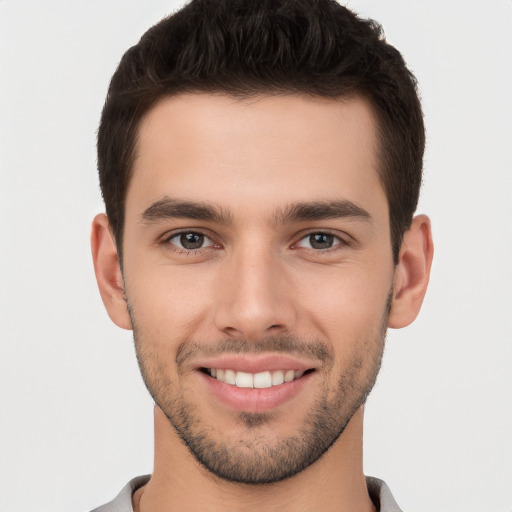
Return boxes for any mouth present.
[200,367,315,389]
[195,354,319,412]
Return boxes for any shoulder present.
[89,475,150,512]
[366,476,405,512]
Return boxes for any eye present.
[166,231,215,251]
[295,232,343,250]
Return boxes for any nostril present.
[268,323,289,331]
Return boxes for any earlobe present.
[388,214,434,329]
[90,213,132,330]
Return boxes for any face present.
[121,93,395,484]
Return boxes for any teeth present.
[284,370,295,383]
[208,368,308,388]
[253,371,272,389]
[224,369,236,385]
[272,370,284,386]
[235,371,253,388]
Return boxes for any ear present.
[388,214,434,329]
[90,213,132,330]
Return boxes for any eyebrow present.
[275,200,372,225]
[140,197,371,225]
[140,197,232,224]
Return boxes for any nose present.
[213,245,297,341]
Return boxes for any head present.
[92,0,432,487]
[97,0,425,264]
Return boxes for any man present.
[90,0,433,510]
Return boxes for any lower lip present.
[199,371,314,413]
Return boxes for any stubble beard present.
[129,304,388,485]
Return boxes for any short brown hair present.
[98,0,425,263]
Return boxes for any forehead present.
[127,92,386,221]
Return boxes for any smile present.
[205,368,309,388]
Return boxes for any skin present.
[91,93,433,512]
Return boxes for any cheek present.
[297,270,390,393]
[293,262,392,342]
[126,263,217,344]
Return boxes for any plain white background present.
[0,1,511,511]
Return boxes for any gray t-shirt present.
[90,475,404,511]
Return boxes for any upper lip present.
[195,354,317,374]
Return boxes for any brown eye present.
[168,231,214,251]
[180,232,204,249]
[309,233,335,249]
[296,232,342,250]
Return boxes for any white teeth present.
[253,371,272,389]
[284,370,295,383]
[208,368,308,388]
[272,370,284,386]
[235,371,253,388]
[224,369,236,385]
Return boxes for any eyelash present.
[161,230,218,255]
[160,229,351,255]
[292,230,350,252]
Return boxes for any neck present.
[134,406,376,512]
